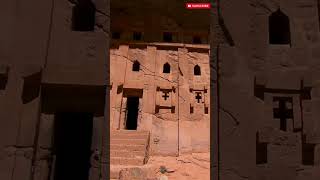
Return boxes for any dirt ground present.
[147,152,210,180]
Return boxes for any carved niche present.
[155,86,176,113]
[254,77,320,166]
[189,84,209,114]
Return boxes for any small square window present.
[132,61,140,71]
[112,32,121,39]
[193,36,202,44]
[163,63,171,73]
[190,106,194,114]
[163,32,173,42]
[133,32,142,41]
[204,107,208,114]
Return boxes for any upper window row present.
[112,31,204,44]
[132,61,201,76]
[70,1,291,46]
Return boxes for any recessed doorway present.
[53,112,93,180]
[125,97,139,130]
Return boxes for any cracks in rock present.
[95,24,109,36]
[249,0,272,13]
[155,112,176,121]
[216,10,235,46]
[210,63,218,71]
[177,159,191,163]
[111,106,121,111]
[111,53,180,84]
[38,146,53,151]
[186,53,198,60]
[279,63,290,68]
[111,51,210,89]
[67,0,76,5]
[224,168,249,179]
[191,160,209,169]
[144,112,176,121]
[295,167,305,172]
[143,72,178,83]
[219,107,240,125]
[219,107,240,135]
[95,10,109,36]
[248,0,278,13]
[4,145,34,150]
[111,50,210,116]
[95,9,110,18]
[111,53,154,73]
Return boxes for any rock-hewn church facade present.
[109,0,211,172]
[110,43,211,156]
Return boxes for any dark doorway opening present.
[53,112,93,180]
[126,97,139,130]
[72,0,96,31]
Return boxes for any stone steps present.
[110,150,146,158]
[111,130,149,136]
[110,144,146,151]
[110,165,150,179]
[110,167,121,179]
[110,130,150,167]
[110,138,147,145]
[110,165,129,179]
[110,157,145,166]
[110,133,149,139]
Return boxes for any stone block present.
[12,149,33,180]
[266,71,302,90]
[42,64,106,86]
[38,114,54,149]
[258,127,300,146]
[0,148,15,180]
[119,168,147,180]
[314,144,320,166]
[219,45,237,77]
[17,97,41,146]
[32,160,50,180]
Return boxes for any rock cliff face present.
[0,0,109,179]
[212,0,320,179]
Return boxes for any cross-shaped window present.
[162,92,170,100]
[273,97,293,131]
[195,92,202,103]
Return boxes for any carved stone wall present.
[212,0,320,179]
[0,0,109,179]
